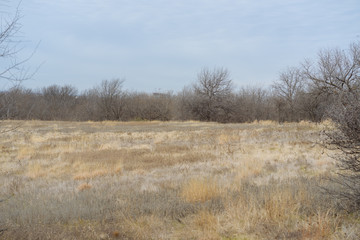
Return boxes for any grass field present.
[0,120,359,239]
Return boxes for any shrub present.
[325,94,360,211]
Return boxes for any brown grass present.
[77,183,93,191]
[0,120,358,239]
[181,178,220,203]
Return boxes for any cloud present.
[18,0,360,91]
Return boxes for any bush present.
[325,94,360,211]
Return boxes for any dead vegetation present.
[0,120,359,239]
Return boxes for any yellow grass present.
[182,210,220,240]
[0,120,358,239]
[17,145,36,160]
[181,178,220,203]
[77,183,92,191]
[26,162,47,179]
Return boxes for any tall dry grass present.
[0,120,358,239]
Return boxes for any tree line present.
[1,41,359,123]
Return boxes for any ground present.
[0,120,359,239]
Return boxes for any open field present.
[0,120,359,239]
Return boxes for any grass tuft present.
[181,178,220,203]
[77,183,92,191]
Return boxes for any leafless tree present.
[40,85,78,120]
[75,89,101,121]
[176,86,198,121]
[303,42,360,97]
[233,86,274,122]
[0,1,22,234]
[97,79,125,120]
[324,94,360,211]
[0,85,36,119]
[311,42,360,211]
[191,67,234,122]
[123,92,173,121]
[0,1,35,83]
[195,67,232,100]
[0,9,38,234]
[272,67,305,121]
[0,0,38,127]
[295,89,326,122]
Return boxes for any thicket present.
[0,41,355,123]
[1,42,359,123]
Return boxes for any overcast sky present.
[4,0,360,92]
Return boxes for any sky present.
[2,0,360,92]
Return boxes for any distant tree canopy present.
[181,67,234,122]
[0,41,359,123]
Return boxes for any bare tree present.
[232,86,273,122]
[40,85,78,120]
[0,85,36,119]
[303,42,360,97]
[0,0,38,125]
[191,67,234,122]
[313,42,360,211]
[0,1,23,234]
[123,92,173,121]
[75,89,101,121]
[272,67,304,121]
[97,79,125,120]
[174,86,195,120]
[195,67,232,100]
[295,89,327,122]
[0,1,35,83]
[324,94,360,211]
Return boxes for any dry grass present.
[77,183,93,191]
[181,178,220,203]
[0,120,359,239]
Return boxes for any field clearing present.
[0,120,359,239]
